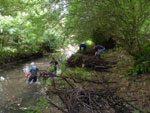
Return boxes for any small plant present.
[38,97,49,108]
[24,109,41,113]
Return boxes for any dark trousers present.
[28,76,37,83]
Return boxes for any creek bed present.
[0,57,50,113]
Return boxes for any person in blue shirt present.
[79,44,87,52]
[28,62,39,84]
[93,45,105,58]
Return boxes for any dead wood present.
[39,70,142,113]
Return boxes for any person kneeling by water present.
[28,62,39,84]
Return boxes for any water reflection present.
[0,57,50,113]
[0,83,3,92]
[23,65,30,75]
[0,76,6,81]
[0,47,76,112]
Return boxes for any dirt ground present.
[66,47,150,112]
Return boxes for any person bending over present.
[93,45,105,58]
[79,44,87,52]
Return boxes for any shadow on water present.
[0,57,50,113]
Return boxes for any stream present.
[0,44,78,113]
[0,57,50,113]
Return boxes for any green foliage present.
[48,65,55,73]
[23,97,50,113]
[61,65,91,80]
[0,0,69,62]
[91,28,110,45]
[128,60,150,76]
[43,29,64,49]
[1,0,150,76]
[64,0,150,75]
[38,97,49,108]
[73,67,90,79]
[65,0,150,54]
[24,109,41,113]
[127,41,150,75]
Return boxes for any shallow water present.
[0,57,50,113]
[0,45,78,113]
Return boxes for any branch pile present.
[41,72,141,113]
[67,55,116,71]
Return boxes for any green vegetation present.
[1,0,150,74]
[0,0,67,64]
[65,0,150,75]
[2,0,150,111]
[23,97,50,113]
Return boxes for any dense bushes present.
[0,0,67,63]
[128,41,150,75]
[92,28,116,49]
[1,0,150,75]
[65,0,150,75]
